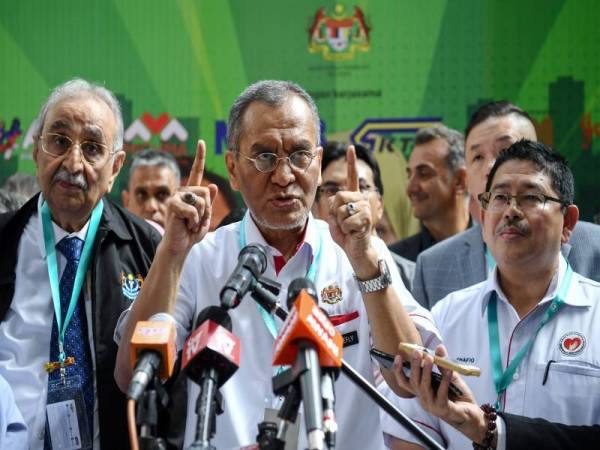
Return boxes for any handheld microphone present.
[220,244,268,310]
[273,279,343,450]
[127,313,177,401]
[183,306,240,449]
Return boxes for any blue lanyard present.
[487,259,573,410]
[41,200,103,364]
[239,213,322,339]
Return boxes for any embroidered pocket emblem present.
[559,332,586,356]
[321,284,342,305]
[121,272,144,301]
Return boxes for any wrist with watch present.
[355,259,392,293]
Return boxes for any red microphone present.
[182,306,240,448]
[272,279,343,450]
[127,314,177,401]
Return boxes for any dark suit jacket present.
[389,227,436,263]
[413,221,600,309]
[501,412,600,450]
[0,195,164,449]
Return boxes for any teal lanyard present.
[41,199,103,364]
[487,260,573,410]
[485,247,496,274]
[239,213,322,339]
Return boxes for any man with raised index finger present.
[114,80,440,449]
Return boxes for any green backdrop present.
[1,0,599,222]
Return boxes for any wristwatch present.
[355,259,392,293]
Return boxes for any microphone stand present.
[136,375,168,450]
[187,363,225,450]
[250,278,445,450]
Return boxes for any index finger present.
[187,139,206,187]
[346,145,359,192]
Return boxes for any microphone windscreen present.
[287,278,318,310]
[194,305,232,331]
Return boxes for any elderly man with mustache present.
[384,140,600,449]
[0,79,163,449]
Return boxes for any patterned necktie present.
[45,237,94,449]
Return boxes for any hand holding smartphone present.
[369,347,464,400]
[397,343,481,377]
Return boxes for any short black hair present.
[203,170,240,210]
[465,101,533,140]
[485,139,574,205]
[320,141,384,196]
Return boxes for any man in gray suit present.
[413,101,600,309]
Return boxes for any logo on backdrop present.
[124,112,190,155]
[350,117,443,156]
[0,118,22,160]
[308,4,371,61]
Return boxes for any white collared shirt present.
[154,212,439,449]
[0,195,100,450]
[382,256,600,449]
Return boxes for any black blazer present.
[0,194,162,449]
[501,412,600,450]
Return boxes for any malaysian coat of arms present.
[308,4,371,61]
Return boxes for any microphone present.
[182,306,240,449]
[273,279,343,450]
[220,244,268,310]
[127,313,177,401]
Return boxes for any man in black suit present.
[0,79,163,449]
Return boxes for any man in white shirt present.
[115,80,440,449]
[385,139,600,449]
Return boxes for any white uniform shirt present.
[161,213,439,449]
[0,196,100,450]
[382,256,600,449]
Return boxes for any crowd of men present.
[0,77,598,450]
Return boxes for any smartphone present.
[398,343,481,377]
[370,347,463,400]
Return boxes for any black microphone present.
[286,278,325,450]
[182,306,241,450]
[220,244,268,310]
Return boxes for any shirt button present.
[513,372,519,380]
[37,430,45,440]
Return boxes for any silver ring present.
[346,202,358,216]
[182,192,197,206]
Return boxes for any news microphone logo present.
[182,308,241,387]
[273,289,343,368]
[129,319,176,381]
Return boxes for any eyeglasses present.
[240,150,318,173]
[39,133,115,167]
[319,181,378,197]
[478,191,568,212]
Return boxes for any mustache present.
[497,217,529,235]
[52,167,88,190]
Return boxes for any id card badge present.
[46,375,92,450]
[263,407,300,450]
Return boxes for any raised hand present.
[326,145,375,268]
[162,139,219,254]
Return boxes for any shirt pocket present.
[524,360,600,425]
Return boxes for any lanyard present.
[42,199,103,364]
[487,259,573,410]
[239,213,322,339]
[485,247,496,274]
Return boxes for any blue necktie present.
[45,237,94,448]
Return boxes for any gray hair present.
[33,78,124,152]
[0,188,28,213]
[414,124,465,173]
[226,80,321,153]
[129,149,181,186]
